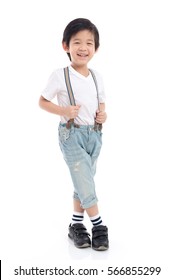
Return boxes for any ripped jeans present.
[58,122,102,209]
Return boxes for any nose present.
[79,43,87,50]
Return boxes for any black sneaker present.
[68,223,91,248]
[92,225,109,251]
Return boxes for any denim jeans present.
[58,123,102,209]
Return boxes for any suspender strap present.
[89,69,102,131]
[89,69,100,112]
[63,66,102,130]
[64,67,76,128]
[64,67,76,106]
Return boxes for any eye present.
[87,42,94,46]
[74,41,80,45]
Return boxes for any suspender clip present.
[66,119,80,129]
[94,122,102,131]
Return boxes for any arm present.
[39,96,80,119]
[95,103,107,124]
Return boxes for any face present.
[63,30,96,68]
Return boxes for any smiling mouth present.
[77,53,88,57]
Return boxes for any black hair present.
[62,18,100,60]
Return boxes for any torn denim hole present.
[59,126,70,143]
[73,161,80,172]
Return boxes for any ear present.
[62,42,69,52]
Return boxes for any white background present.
[0,0,174,279]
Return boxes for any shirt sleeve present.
[41,71,59,101]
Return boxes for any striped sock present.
[90,214,103,226]
[72,211,84,224]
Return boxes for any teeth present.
[78,54,87,57]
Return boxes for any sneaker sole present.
[92,245,109,251]
[68,234,91,248]
[76,243,91,248]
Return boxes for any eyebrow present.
[72,38,94,42]
[87,39,94,42]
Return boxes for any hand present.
[63,105,81,119]
[95,110,107,124]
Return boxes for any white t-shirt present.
[41,66,106,125]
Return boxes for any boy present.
[39,18,109,250]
